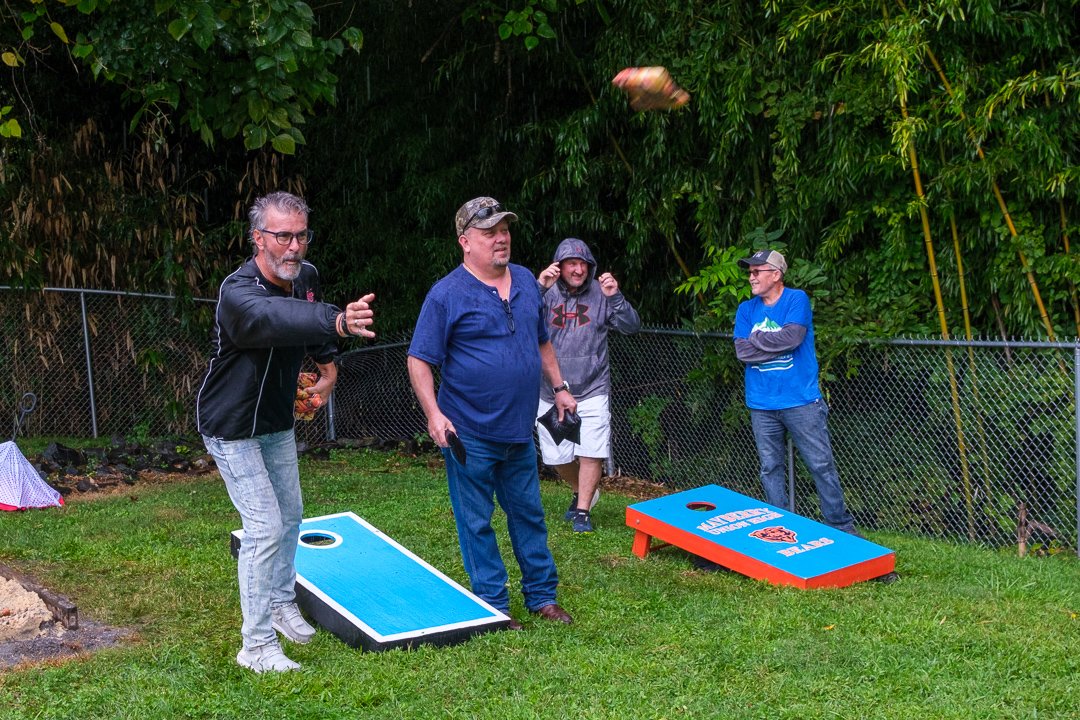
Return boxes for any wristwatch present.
[553,380,571,394]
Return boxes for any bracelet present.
[336,312,347,337]
[342,311,366,338]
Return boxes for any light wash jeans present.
[749,400,856,531]
[443,433,559,614]
[203,429,302,649]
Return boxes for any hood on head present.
[553,238,596,287]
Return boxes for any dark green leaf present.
[243,124,267,150]
[167,18,191,41]
[271,132,297,154]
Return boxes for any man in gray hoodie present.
[537,238,641,532]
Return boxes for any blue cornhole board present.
[231,511,511,651]
[626,484,895,588]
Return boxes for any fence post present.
[1074,345,1079,557]
[79,291,99,438]
[786,435,795,512]
[326,391,337,442]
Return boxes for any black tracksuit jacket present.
[196,257,340,440]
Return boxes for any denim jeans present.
[749,400,855,531]
[443,433,559,614]
[203,429,303,649]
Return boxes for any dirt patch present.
[0,571,133,670]
[535,457,671,502]
[598,473,670,501]
[59,469,212,504]
[0,618,133,670]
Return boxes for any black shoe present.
[564,493,579,521]
[872,571,900,584]
[571,509,594,533]
[564,489,601,521]
[689,553,730,573]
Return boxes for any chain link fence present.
[604,331,1080,556]
[3,287,1077,554]
[1,288,215,440]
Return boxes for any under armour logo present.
[551,303,591,328]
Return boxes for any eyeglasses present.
[748,267,779,277]
[502,298,516,334]
[258,228,313,246]
[462,203,504,233]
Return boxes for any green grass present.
[1,448,1077,719]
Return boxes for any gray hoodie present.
[539,238,641,403]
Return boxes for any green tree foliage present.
[1,0,1077,343]
[0,0,361,302]
[2,0,362,152]
[665,0,1080,344]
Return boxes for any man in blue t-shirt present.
[407,196,577,629]
[733,249,859,535]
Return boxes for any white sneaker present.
[236,642,301,673]
[271,603,317,644]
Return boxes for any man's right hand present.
[537,262,561,289]
[428,414,456,448]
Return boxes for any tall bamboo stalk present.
[897,2,1071,552]
[942,144,994,519]
[1059,201,1080,336]
[896,91,975,539]
[918,46,1058,342]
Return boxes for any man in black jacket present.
[197,191,374,673]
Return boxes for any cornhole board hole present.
[230,511,511,651]
[626,484,894,589]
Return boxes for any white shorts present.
[536,394,610,466]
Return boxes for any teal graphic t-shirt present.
[734,288,822,410]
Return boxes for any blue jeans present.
[749,400,855,531]
[203,429,303,649]
[443,434,559,614]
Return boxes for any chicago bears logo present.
[551,303,591,328]
[749,526,798,544]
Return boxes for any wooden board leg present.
[631,530,652,558]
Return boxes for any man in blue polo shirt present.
[407,196,577,629]
[733,249,859,535]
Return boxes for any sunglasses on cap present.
[461,203,504,232]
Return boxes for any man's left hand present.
[598,272,619,297]
[309,375,336,404]
[295,372,325,421]
[554,390,577,421]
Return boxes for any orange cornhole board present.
[626,484,894,589]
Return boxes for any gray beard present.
[268,254,303,282]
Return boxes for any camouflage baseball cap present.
[455,196,519,236]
